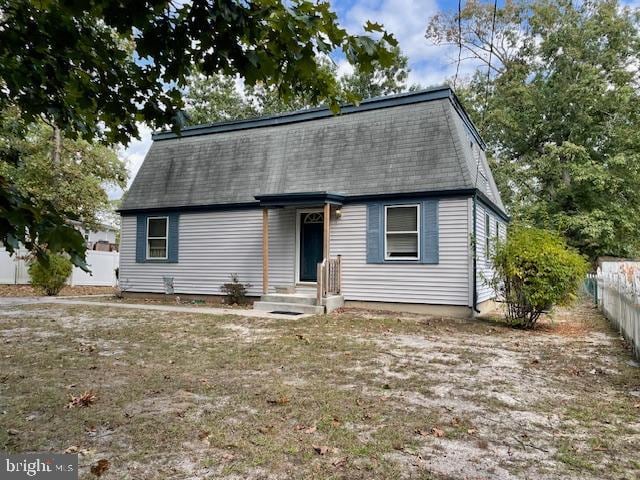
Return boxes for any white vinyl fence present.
[589,261,640,358]
[0,248,119,287]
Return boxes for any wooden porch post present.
[262,207,269,294]
[323,203,330,259]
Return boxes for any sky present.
[115,0,467,200]
[114,0,640,200]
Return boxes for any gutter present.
[472,193,480,314]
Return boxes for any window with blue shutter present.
[136,213,179,263]
[421,199,439,264]
[366,199,439,265]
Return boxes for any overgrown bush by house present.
[28,254,73,296]
[220,274,252,305]
[488,226,588,329]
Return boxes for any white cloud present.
[335,58,355,79]
[339,0,495,88]
[341,0,451,85]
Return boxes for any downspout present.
[472,193,480,314]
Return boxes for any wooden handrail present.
[317,255,342,305]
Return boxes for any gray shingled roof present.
[120,87,506,214]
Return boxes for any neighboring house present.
[118,86,509,316]
[70,221,119,252]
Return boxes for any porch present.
[252,192,345,314]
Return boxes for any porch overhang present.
[254,191,346,208]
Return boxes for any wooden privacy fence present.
[588,266,640,358]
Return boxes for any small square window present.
[147,217,168,259]
[385,205,419,260]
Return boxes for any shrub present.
[488,226,588,329]
[220,274,252,305]
[28,254,73,296]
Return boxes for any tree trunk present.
[51,125,62,166]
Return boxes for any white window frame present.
[384,204,420,261]
[146,216,169,260]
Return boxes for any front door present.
[299,212,324,282]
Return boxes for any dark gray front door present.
[299,212,324,282]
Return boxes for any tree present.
[426,0,528,75]
[249,58,341,115]
[0,0,398,265]
[185,74,257,125]
[427,0,640,260]
[184,59,340,124]
[341,46,417,99]
[184,48,416,125]
[1,111,127,230]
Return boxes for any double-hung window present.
[384,204,420,260]
[147,217,168,259]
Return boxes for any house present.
[69,220,119,252]
[118,86,508,316]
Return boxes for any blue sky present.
[116,0,639,199]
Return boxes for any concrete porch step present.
[261,293,318,305]
[253,301,325,315]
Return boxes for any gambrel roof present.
[120,86,506,216]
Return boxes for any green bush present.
[488,226,588,329]
[220,274,252,305]
[28,254,73,296]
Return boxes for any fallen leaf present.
[415,428,429,437]
[331,417,341,427]
[221,452,235,461]
[7,429,19,436]
[313,445,329,455]
[267,395,290,405]
[65,445,90,455]
[431,427,445,438]
[197,430,210,441]
[467,428,478,435]
[90,459,110,477]
[65,391,96,409]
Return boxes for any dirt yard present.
[0,301,638,479]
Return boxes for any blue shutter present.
[135,215,146,263]
[168,213,179,263]
[421,200,439,264]
[366,203,384,264]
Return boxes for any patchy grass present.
[82,294,251,309]
[0,300,639,479]
[0,285,113,297]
